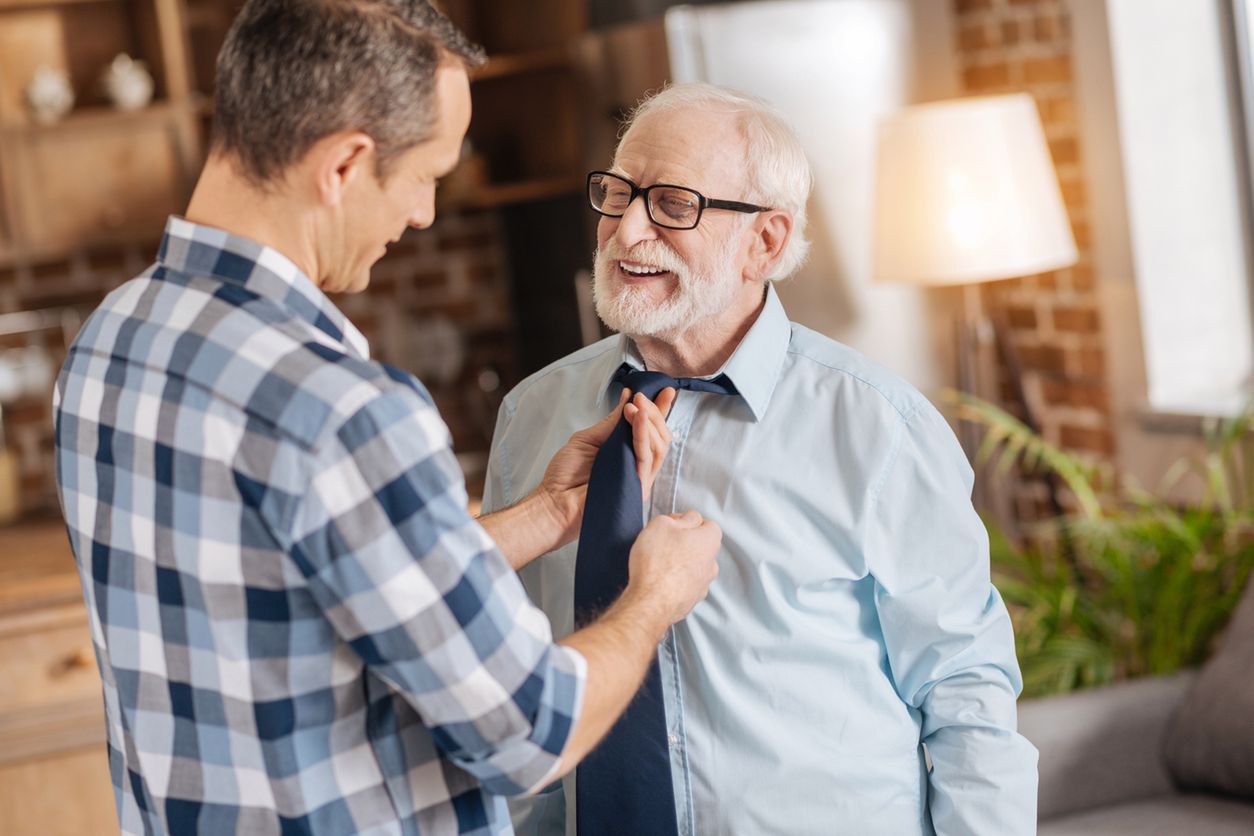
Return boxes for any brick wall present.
[0,207,514,519]
[953,0,1113,519]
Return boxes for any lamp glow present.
[873,93,1078,286]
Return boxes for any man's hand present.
[537,387,677,547]
[621,510,722,626]
[480,387,676,571]
[552,509,720,777]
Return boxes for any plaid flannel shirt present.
[53,217,585,836]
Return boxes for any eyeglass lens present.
[589,173,702,229]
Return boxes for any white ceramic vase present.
[25,66,74,124]
[103,53,154,112]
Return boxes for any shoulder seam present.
[784,346,924,421]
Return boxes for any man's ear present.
[306,130,376,207]
[744,210,793,281]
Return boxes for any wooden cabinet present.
[0,613,100,721]
[0,520,115,836]
[1,105,193,255]
[0,0,201,266]
[439,0,588,212]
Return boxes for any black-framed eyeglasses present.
[587,170,772,231]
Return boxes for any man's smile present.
[618,260,675,282]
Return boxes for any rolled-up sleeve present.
[289,384,585,796]
[865,402,1039,835]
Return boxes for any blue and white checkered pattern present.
[53,217,585,836]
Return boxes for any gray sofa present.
[1017,671,1254,834]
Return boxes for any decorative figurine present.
[25,66,74,124]
[103,53,154,112]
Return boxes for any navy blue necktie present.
[574,363,737,836]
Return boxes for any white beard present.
[591,234,741,339]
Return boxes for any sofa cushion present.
[1038,793,1254,835]
[1018,673,1188,819]
[1163,575,1254,798]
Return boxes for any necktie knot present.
[613,362,739,401]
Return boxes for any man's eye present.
[658,195,695,218]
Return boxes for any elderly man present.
[52,3,722,835]
[484,83,1039,835]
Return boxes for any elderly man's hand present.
[538,386,676,547]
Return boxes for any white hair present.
[617,82,814,281]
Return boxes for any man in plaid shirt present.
[52,2,722,834]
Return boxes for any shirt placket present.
[650,389,698,836]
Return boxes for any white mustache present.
[601,241,688,275]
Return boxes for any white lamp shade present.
[872,93,1078,286]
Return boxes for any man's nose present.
[613,195,660,248]
[409,192,436,230]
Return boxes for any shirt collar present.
[155,216,371,360]
[597,283,791,422]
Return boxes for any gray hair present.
[212,0,484,186]
[618,83,813,281]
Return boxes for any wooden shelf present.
[441,174,584,211]
[0,0,113,10]
[0,99,196,137]
[472,47,571,82]
[0,0,199,267]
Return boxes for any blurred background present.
[2,0,1254,833]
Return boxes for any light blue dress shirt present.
[484,285,1038,835]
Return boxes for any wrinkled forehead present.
[612,107,750,195]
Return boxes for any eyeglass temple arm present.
[706,198,771,213]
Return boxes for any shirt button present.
[667,732,680,748]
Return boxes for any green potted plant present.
[952,393,1254,698]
